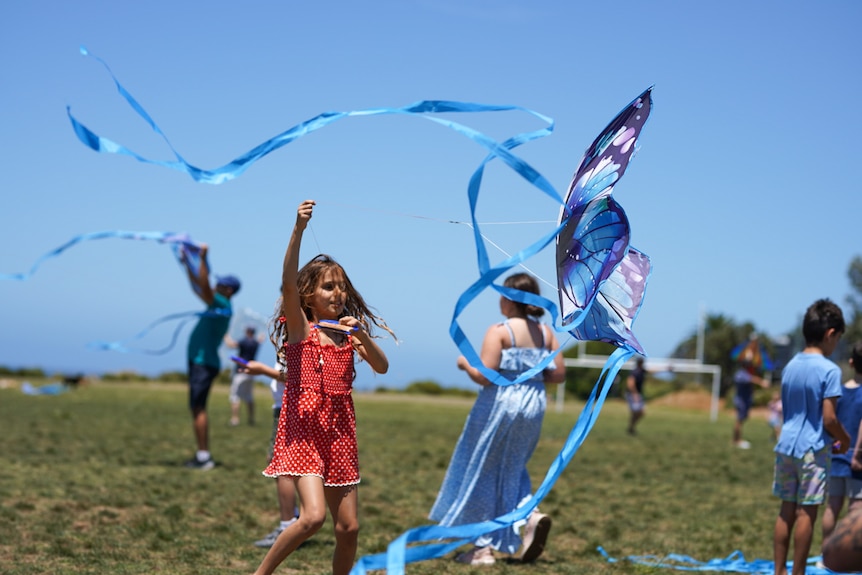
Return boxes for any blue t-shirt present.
[775,352,843,459]
[832,384,862,478]
[734,367,755,402]
[187,293,232,368]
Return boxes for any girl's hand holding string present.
[296,199,315,229]
[316,319,360,334]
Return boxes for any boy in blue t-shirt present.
[772,298,850,575]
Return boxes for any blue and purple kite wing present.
[556,87,652,329]
[571,247,652,354]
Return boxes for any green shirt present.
[187,293,232,368]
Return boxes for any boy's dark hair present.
[801,298,845,345]
[851,342,862,372]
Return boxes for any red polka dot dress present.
[263,324,359,486]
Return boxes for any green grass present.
[0,381,788,574]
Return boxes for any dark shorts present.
[188,363,220,410]
[734,394,753,421]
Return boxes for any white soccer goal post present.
[557,350,723,421]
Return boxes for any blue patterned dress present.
[429,321,549,554]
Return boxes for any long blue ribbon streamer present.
[597,547,839,575]
[0,230,196,281]
[68,46,557,188]
[86,309,229,355]
[0,229,217,354]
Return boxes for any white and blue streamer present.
[0,230,213,354]
[86,308,229,355]
[597,547,837,575]
[0,230,196,281]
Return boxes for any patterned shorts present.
[772,448,830,505]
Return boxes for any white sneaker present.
[454,546,495,566]
[521,511,552,563]
[253,517,296,548]
[184,455,215,470]
[735,440,751,450]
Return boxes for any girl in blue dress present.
[429,272,566,566]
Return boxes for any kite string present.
[313,198,558,291]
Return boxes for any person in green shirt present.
[183,243,240,470]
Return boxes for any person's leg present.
[822,490,844,540]
[229,373,242,426]
[187,364,217,458]
[790,505,818,575]
[773,453,798,575]
[625,394,643,434]
[236,375,255,425]
[325,484,359,575]
[733,397,751,448]
[193,406,209,451]
[278,476,298,521]
[254,476,327,575]
[790,447,829,573]
[774,500,796,575]
[631,409,643,431]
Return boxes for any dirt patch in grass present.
[652,389,715,410]
[652,389,772,420]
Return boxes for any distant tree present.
[158,371,188,383]
[0,365,45,378]
[405,380,444,395]
[670,313,770,395]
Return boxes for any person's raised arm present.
[281,200,315,345]
[824,396,851,454]
[240,360,282,380]
[223,334,238,348]
[185,244,215,305]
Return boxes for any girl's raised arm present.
[281,200,315,345]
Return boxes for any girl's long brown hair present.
[269,254,395,361]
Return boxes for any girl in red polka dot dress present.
[252,199,392,575]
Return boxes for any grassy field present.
[0,380,790,574]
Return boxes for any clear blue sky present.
[2,1,860,390]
